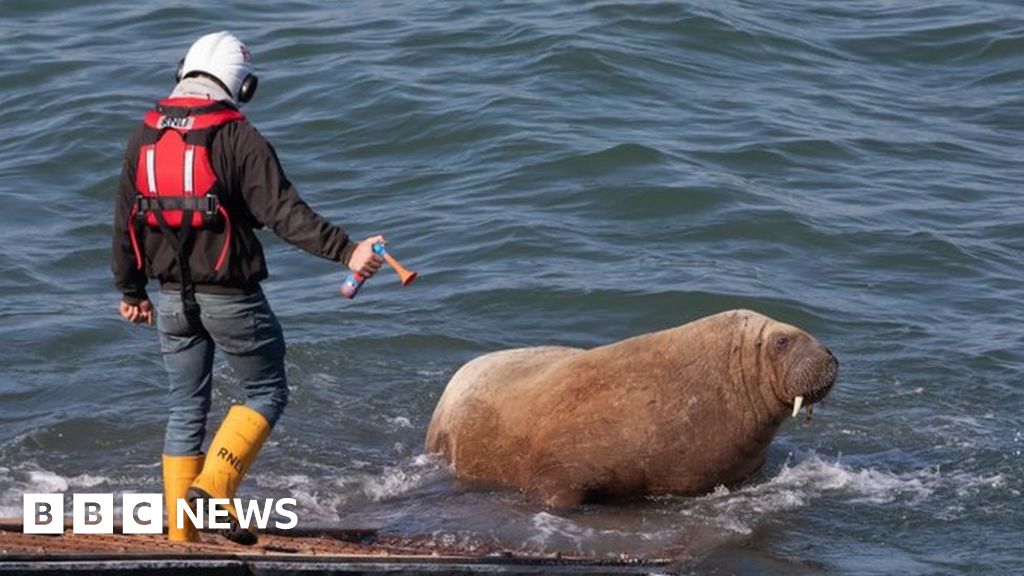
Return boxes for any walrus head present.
[760,318,839,419]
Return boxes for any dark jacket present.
[112,109,355,303]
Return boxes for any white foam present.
[769,454,937,505]
[528,512,595,550]
[522,509,677,555]
[284,486,347,524]
[389,416,413,429]
[0,466,121,518]
[361,454,446,502]
[67,474,108,489]
[27,470,70,493]
[696,452,1009,534]
[416,369,448,378]
[0,468,71,518]
[265,453,449,522]
[254,473,313,490]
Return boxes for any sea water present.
[0,2,1021,573]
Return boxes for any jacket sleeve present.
[111,127,149,303]
[234,122,356,265]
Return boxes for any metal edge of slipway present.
[0,554,672,576]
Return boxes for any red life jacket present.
[128,98,245,272]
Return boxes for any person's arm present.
[111,127,150,305]
[234,123,359,265]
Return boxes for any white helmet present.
[177,31,258,103]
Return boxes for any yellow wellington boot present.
[187,404,271,545]
[162,454,205,542]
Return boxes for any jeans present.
[157,289,288,456]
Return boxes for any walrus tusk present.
[792,396,804,418]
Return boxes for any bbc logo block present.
[24,493,163,535]
[122,493,163,534]
[23,494,64,534]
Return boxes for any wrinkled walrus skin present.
[425,309,838,508]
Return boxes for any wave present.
[512,450,1011,556]
[0,465,121,518]
[250,454,449,523]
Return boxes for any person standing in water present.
[111,31,383,544]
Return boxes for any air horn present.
[341,242,418,299]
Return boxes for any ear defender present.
[173,59,257,103]
[238,73,258,103]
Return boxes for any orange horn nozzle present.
[383,252,418,286]
[371,242,418,287]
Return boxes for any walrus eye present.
[774,335,791,351]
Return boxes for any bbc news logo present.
[23,493,298,534]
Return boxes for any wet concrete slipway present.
[0,520,671,575]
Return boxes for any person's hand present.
[119,299,154,326]
[348,235,386,278]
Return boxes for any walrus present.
[425,309,838,508]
